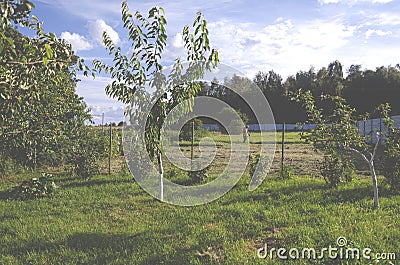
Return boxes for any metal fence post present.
[109,124,112,175]
[281,122,285,178]
[191,120,194,172]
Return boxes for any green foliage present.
[380,104,400,191]
[68,129,102,179]
[179,118,203,141]
[93,2,218,162]
[0,0,92,169]
[218,107,249,135]
[382,150,400,192]
[281,164,296,179]
[11,173,57,199]
[320,154,354,187]
[292,90,363,186]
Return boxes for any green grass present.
[1,173,399,264]
[0,132,399,264]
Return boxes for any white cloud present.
[207,19,357,77]
[365,29,392,39]
[60,32,93,51]
[172,33,184,48]
[368,13,400,26]
[76,75,125,124]
[162,33,186,62]
[87,19,120,45]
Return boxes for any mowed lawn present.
[0,132,399,264]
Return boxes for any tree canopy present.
[0,0,92,168]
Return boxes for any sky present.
[30,0,400,124]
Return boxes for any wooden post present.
[281,122,285,178]
[109,124,112,175]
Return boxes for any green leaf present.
[44,44,53,58]
[43,57,48,66]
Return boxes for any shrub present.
[12,173,57,199]
[321,154,354,187]
[68,129,102,178]
[382,128,400,191]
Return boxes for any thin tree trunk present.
[344,137,381,209]
[157,151,164,201]
[369,161,379,208]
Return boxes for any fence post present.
[281,122,285,178]
[191,120,194,172]
[370,119,373,143]
[109,124,112,175]
[101,113,104,135]
[363,120,366,137]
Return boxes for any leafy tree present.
[93,2,218,200]
[293,90,382,208]
[1,0,95,172]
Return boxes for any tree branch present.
[6,59,62,66]
[371,134,382,160]
[343,145,369,163]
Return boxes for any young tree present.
[93,2,218,200]
[293,90,382,208]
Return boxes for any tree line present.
[198,60,400,123]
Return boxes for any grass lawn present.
[0,132,399,264]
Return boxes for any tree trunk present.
[369,161,379,209]
[157,151,164,201]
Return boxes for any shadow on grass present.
[220,177,397,207]
[66,232,199,264]
[62,177,133,189]
[0,190,11,201]
[1,231,200,264]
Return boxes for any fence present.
[355,115,400,143]
[202,115,400,136]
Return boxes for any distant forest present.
[198,60,400,123]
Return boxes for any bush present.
[11,173,57,199]
[382,129,400,191]
[68,129,102,178]
[321,154,354,187]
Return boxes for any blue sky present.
[30,0,400,124]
